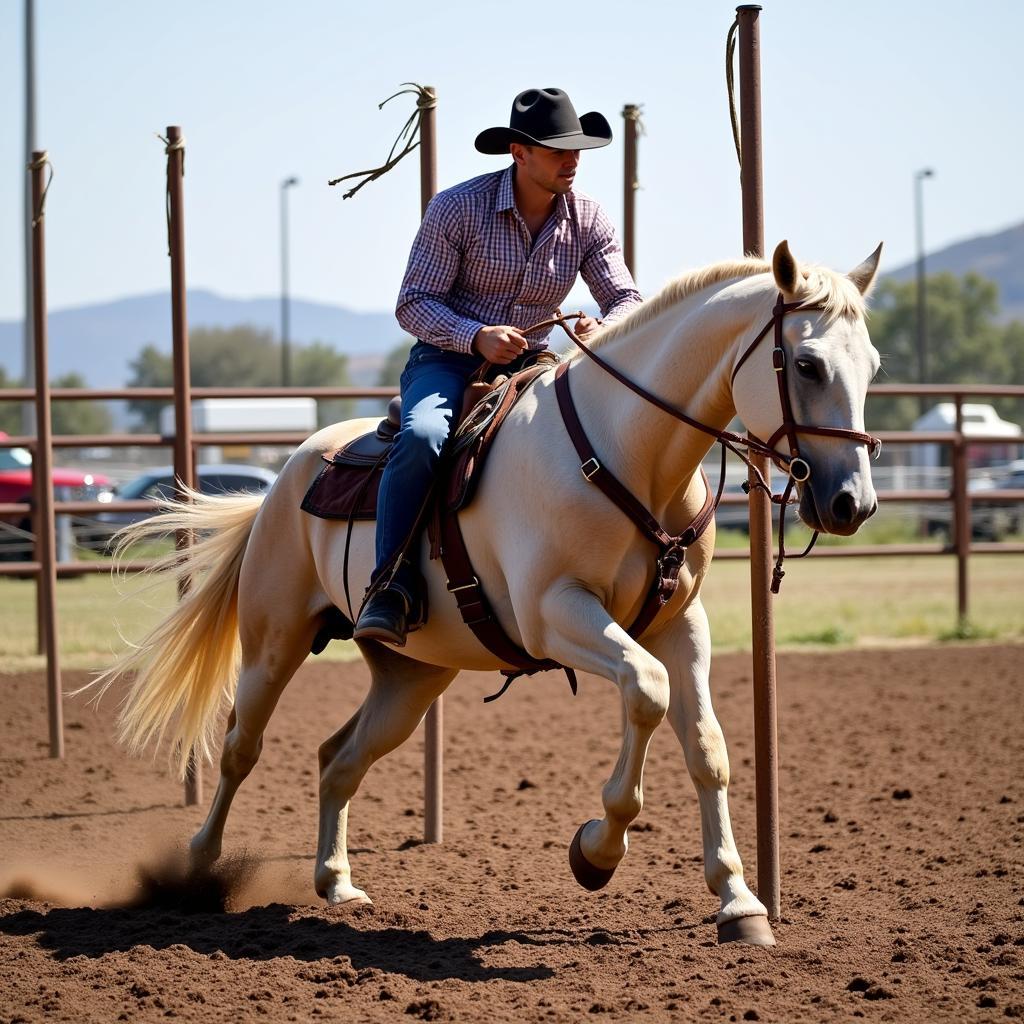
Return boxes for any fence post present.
[621,104,640,279]
[418,88,443,846]
[163,125,202,807]
[29,150,63,759]
[736,3,781,924]
[953,397,969,622]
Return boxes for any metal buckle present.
[772,348,785,372]
[581,457,600,480]
[788,457,811,482]
[446,576,480,594]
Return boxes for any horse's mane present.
[589,257,867,350]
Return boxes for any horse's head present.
[731,241,882,536]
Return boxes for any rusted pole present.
[29,151,63,759]
[953,398,969,622]
[164,125,202,807]
[418,88,443,845]
[736,4,780,924]
[622,104,640,278]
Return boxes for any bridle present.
[535,295,881,593]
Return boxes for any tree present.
[0,369,113,435]
[377,340,414,388]
[865,273,1023,428]
[0,368,21,434]
[51,373,113,435]
[127,326,353,430]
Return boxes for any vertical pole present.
[914,169,934,417]
[953,397,969,622]
[281,184,291,387]
[25,0,43,654]
[29,151,63,759]
[737,4,780,924]
[165,125,202,807]
[621,104,639,279]
[23,0,37,434]
[419,87,443,845]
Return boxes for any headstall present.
[538,295,881,593]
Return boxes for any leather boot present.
[353,588,409,646]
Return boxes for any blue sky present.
[1,0,1021,324]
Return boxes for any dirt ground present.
[0,643,1021,1023]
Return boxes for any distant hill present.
[3,220,1022,388]
[0,290,404,387]
[882,221,1024,322]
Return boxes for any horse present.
[92,240,882,947]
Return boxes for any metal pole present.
[914,168,934,416]
[953,397,969,622]
[280,177,298,386]
[25,0,43,655]
[23,0,36,436]
[622,104,640,279]
[737,3,780,924]
[418,86,443,846]
[29,151,63,759]
[165,125,202,807]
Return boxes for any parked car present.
[77,464,277,550]
[922,473,1016,541]
[0,433,113,560]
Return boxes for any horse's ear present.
[848,243,883,297]
[771,240,801,298]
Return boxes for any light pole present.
[914,168,934,393]
[280,176,299,386]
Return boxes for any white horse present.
[94,241,881,946]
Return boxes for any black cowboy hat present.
[474,88,612,154]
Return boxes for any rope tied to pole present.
[329,83,436,200]
[156,132,186,257]
[28,152,54,227]
[725,17,743,172]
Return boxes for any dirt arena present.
[1,643,1021,1022]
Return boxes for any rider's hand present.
[472,325,529,364]
[576,315,601,339]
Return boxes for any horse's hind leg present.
[189,599,318,867]
[647,599,774,945]
[315,641,455,905]
[535,587,671,888]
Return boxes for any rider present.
[354,87,642,645]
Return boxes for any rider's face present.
[512,144,580,195]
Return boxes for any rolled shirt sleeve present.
[395,194,485,354]
[579,205,643,325]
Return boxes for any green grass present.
[0,550,1020,672]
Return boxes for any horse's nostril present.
[831,490,858,526]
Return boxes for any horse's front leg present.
[645,599,774,945]
[536,586,671,888]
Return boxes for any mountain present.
[0,290,404,387]
[882,221,1024,322]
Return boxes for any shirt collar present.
[496,165,572,222]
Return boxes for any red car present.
[0,432,113,559]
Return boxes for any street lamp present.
[914,168,935,391]
[280,176,299,386]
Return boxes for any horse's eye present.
[795,358,819,381]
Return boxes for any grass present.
[0,548,1020,673]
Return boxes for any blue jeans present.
[373,341,531,601]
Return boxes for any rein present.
[536,297,881,593]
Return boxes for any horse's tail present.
[85,487,264,779]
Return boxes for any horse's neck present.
[567,280,767,513]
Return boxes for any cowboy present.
[354,87,642,645]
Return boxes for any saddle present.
[301,356,557,524]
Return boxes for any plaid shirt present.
[396,165,642,354]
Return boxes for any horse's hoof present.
[322,881,373,907]
[568,821,617,891]
[717,915,776,946]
